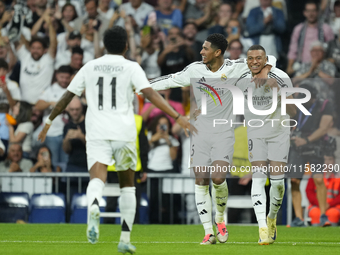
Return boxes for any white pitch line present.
[1,241,340,245]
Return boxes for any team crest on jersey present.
[264,84,271,93]
[249,152,253,159]
[221,73,227,81]
[190,157,193,164]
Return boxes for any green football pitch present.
[0,224,339,255]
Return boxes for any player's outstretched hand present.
[38,124,51,143]
[176,115,198,137]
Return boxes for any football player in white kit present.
[235,45,297,245]
[150,34,277,245]
[38,26,192,254]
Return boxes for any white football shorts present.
[86,140,137,171]
[190,130,234,167]
[248,132,290,163]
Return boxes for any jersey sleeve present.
[131,63,151,93]
[149,64,192,91]
[67,67,86,96]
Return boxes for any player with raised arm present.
[38,26,192,254]
[149,33,276,245]
[235,45,297,245]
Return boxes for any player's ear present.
[215,49,222,57]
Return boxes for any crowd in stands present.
[0,0,340,224]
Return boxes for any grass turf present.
[0,224,339,255]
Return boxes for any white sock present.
[212,180,228,223]
[195,185,213,235]
[119,187,136,243]
[268,176,285,219]
[251,170,267,228]
[86,178,105,223]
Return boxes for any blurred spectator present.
[35,65,73,166]
[172,87,190,173]
[62,97,88,197]
[226,19,253,54]
[97,0,115,20]
[157,26,195,77]
[208,2,233,35]
[307,153,340,226]
[117,0,154,29]
[30,145,61,172]
[145,0,183,35]
[293,41,336,100]
[147,114,179,223]
[326,28,340,74]
[242,0,287,20]
[73,0,109,39]
[226,39,245,60]
[63,97,87,173]
[287,1,334,76]
[135,25,161,79]
[287,83,334,227]
[58,0,86,18]
[329,0,340,36]
[141,89,185,125]
[14,32,57,105]
[68,46,84,72]
[30,108,44,159]
[8,101,34,158]
[0,58,20,112]
[0,143,33,172]
[157,26,194,101]
[31,7,65,37]
[55,3,78,32]
[246,0,286,59]
[182,22,202,61]
[0,110,9,160]
[56,30,94,69]
[0,37,17,73]
[24,0,48,29]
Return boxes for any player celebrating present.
[149,34,276,245]
[235,45,296,245]
[38,26,192,254]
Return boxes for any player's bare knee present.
[211,178,225,185]
[195,178,209,186]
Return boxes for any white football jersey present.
[150,56,277,134]
[235,67,293,139]
[67,54,151,141]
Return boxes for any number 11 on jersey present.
[96,77,117,110]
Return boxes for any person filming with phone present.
[30,145,61,173]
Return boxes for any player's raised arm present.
[38,90,75,142]
[149,63,195,91]
[141,87,196,136]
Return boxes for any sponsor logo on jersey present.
[196,81,223,106]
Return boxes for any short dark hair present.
[85,0,98,6]
[57,65,74,75]
[334,0,340,8]
[305,1,319,11]
[16,101,33,124]
[72,46,84,56]
[30,36,48,49]
[103,26,127,54]
[299,83,318,99]
[247,44,266,54]
[183,21,198,30]
[0,58,8,70]
[206,33,228,55]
